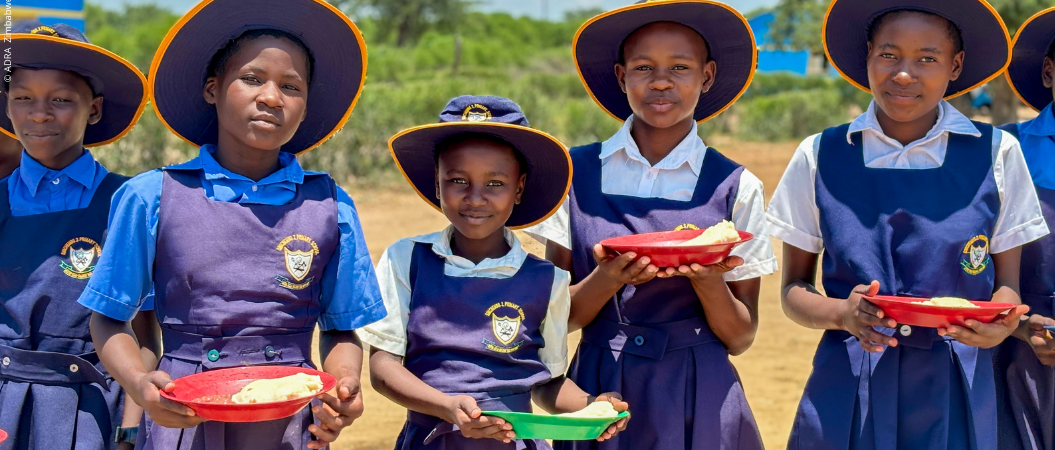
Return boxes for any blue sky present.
[92,0,781,18]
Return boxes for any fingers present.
[592,244,614,263]
[313,404,344,432]
[308,422,339,444]
[597,416,630,441]
[857,327,895,352]
[857,299,896,328]
[619,255,652,278]
[315,391,343,413]
[461,415,514,442]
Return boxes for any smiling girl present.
[767,1,1047,449]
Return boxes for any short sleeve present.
[354,239,415,356]
[522,198,570,250]
[77,170,163,321]
[990,130,1049,253]
[317,186,387,331]
[766,134,824,254]
[538,267,570,378]
[725,170,778,281]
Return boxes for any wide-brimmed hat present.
[390,96,571,229]
[0,23,147,147]
[573,0,757,123]
[1006,7,1055,111]
[823,0,1010,99]
[149,0,366,154]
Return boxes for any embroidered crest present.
[483,302,525,353]
[275,234,320,290]
[461,104,492,122]
[961,235,991,275]
[59,237,101,279]
[673,223,700,231]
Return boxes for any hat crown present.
[439,95,530,127]
[20,22,91,44]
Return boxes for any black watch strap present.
[114,426,138,444]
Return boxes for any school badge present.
[461,104,492,122]
[483,301,525,353]
[275,234,320,290]
[673,223,700,231]
[59,237,101,280]
[961,235,991,275]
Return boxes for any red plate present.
[863,295,1015,328]
[599,230,754,268]
[0,429,7,443]
[159,366,336,423]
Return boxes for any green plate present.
[481,410,629,440]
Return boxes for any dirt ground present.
[327,137,821,449]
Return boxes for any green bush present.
[735,89,845,141]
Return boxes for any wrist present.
[590,267,624,291]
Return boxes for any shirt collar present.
[18,149,97,196]
[171,145,305,185]
[598,115,706,175]
[1021,102,1055,137]
[847,100,981,145]
[410,225,527,273]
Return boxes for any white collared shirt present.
[523,116,778,282]
[767,100,1049,254]
[356,226,570,378]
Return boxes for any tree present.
[330,0,470,47]
[767,0,826,57]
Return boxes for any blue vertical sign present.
[10,0,84,32]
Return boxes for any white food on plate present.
[231,373,324,404]
[676,220,740,246]
[557,401,619,418]
[914,297,980,309]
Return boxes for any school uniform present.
[0,23,148,450]
[995,108,1055,450]
[767,100,1048,450]
[524,3,768,448]
[525,117,775,450]
[358,227,570,450]
[379,95,573,450]
[78,2,379,446]
[0,151,130,450]
[997,10,1055,449]
[77,146,386,449]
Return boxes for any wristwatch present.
[114,426,138,444]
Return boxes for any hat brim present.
[823,0,1010,99]
[390,122,572,229]
[0,35,147,147]
[1006,7,1055,112]
[149,0,366,155]
[573,0,757,123]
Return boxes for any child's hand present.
[1019,315,1055,365]
[308,377,365,449]
[940,305,1030,349]
[592,244,659,286]
[655,256,743,282]
[445,395,515,443]
[592,392,630,442]
[840,281,897,353]
[132,370,205,429]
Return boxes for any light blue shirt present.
[1013,102,1055,190]
[5,149,109,216]
[76,145,386,331]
